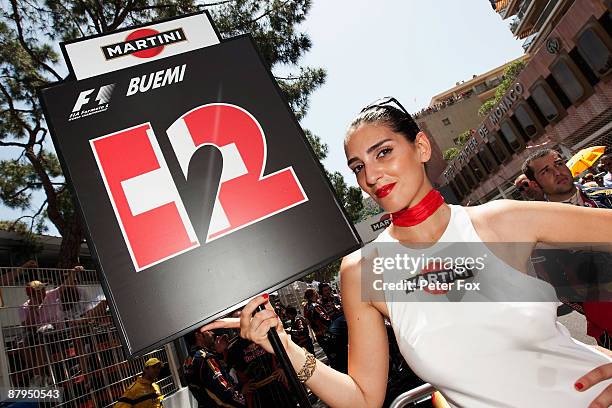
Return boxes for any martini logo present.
[403,260,475,295]
[102,28,186,60]
[371,214,391,232]
[69,84,115,121]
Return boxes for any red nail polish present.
[574,382,584,390]
[262,293,269,300]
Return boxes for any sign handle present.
[256,305,312,407]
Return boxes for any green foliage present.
[303,128,328,161]
[356,197,383,222]
[478,59,525,117]
[456,129,472,146]
[326,170,363,223]
[442,129,472,162]
[0,0,337,266]
[478,98,496,117]
[443,147,460,161]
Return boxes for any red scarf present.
[391,189,445,227]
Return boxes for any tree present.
[356,196,383,222]
[0,0,345,267]
[478,59,525,117]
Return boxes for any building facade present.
[442,0,611,204]
[415,56,528,154]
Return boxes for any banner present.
[62,12,220,80]
[41,36,360,355]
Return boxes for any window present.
[570,48,599,86]
[531,84,560,122]
[527,96,548,126]
[488,136,510,163]
[499,122,522,152]
[449,181,463,201]
[442,118,451,126]
[600,11,612,38]
[454,174,469,195]
[477,148,497,172]
[577,28,612,77]
[513,105,538,138]
[461,166,477,189]
[545,75,572,108]
[469,157,487,182]
[474,83,488,94]
[550,59,585,103]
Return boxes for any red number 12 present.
[91,104,308,271]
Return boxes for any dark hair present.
[522,148,560,181]
[286,306,297,316]
[318,282,331,295]
[347,105,420,144]
[304,288,317,301]
[184,330,199,347]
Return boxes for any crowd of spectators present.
[413,90,474,119]
[181,283,427,407]
[6,264,109,388]
[515,148,612,350]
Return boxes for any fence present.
[0,266,179,407]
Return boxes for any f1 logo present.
[72,84,115,112]
[90,104,308,271]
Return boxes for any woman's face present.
[345,123,429,213]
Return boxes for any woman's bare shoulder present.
[342,244,378,265]
[464,200,529,242]
[340,244,381,289]
[464,200,564,242]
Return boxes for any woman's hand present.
[574,362,612,408]
[199,294,289,355]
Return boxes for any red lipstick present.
[375,183,396,198]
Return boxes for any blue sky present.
[0,0,525,236]
[298,0,525,185]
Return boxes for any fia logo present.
[69,84,115,121]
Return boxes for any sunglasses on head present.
[360,96,411,117]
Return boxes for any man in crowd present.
[317,283,348,373]
[303,288,332,349]
[317,283,343,321]
[523,148,612,348]
[284,306,314,354]
[600,154,612,187]
[522,148,612,207]
[513,174,544,201]
[115,358,164,407]
[183,329,245,407]
[225,331,295,408]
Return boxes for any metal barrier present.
[389,383,436,408]
[0,266,179,407]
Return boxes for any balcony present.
[512,0,536,36]
[512,0,560,39]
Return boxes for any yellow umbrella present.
[566,146,606,177]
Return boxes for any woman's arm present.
[479,200,612,244]
[201,252,389,408]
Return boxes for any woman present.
[203,97,612,407]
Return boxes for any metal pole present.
[256,305,311,407]
[389,383,436,408]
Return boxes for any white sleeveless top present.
[372,205,611,408]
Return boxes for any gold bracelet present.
[296,348,317,383]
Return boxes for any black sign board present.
[40,35,360,355]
